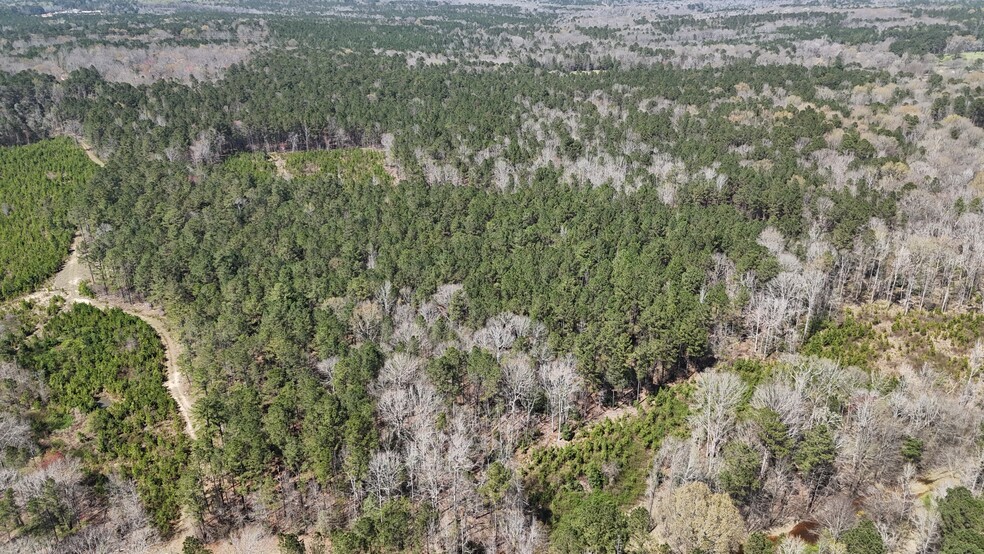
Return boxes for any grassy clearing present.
[221,148,390,184]
[521,386,691,522]
[804,304,984,376]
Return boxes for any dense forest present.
[0,138,94,300]
[83,149,775,395]
[0,0,983,553]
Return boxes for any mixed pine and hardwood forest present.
[1,1,984,553]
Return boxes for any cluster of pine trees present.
[0,301,186,552]
[0,138,94,300]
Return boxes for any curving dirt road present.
[12,140,199,549]
[25,237,197,439]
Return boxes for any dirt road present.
[25,237,197,439]
[76,138,105,167]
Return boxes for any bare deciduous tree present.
[0,413,33,462]
[690,372,745,463]
[474,313,518,361]
[538,355,580,437]
[229,525,269,554]
[350,300,382,343]
[500,507,544,554]
[502,355,539,416]
[366,450,403,507]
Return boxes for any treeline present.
[0,138,94,300]
[886,24,957,56]
[0,50,898,246]
[67,148,773,545]
[641,11,966,57]
[1,49,880,160]
[0,70,62,146]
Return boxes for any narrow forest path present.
[10,140,200,548]
[76,137,105,167]
[24,237,197,439]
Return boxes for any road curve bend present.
[25,237,197,439]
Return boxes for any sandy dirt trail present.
[11,140,200,550]
[76,138,105,167]
[22,237,201,551]
[24,237,197,439]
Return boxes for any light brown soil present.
[76,138,105,167]
[25,237,197,439]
